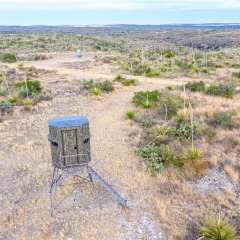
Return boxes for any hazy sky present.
[0,0,240,25]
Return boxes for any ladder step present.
[88,167,128,207]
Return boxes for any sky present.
[0,0,240,25]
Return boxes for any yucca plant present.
[197,215,238,240]
[125,109,137,119]
[183,146,203,160]
[151,124,170,136]
[24,98,32,107]
[91,87,102,97]
[176,109,189,123]
[8,94,19,104]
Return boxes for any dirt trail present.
[10,52,187,85]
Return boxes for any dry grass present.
[224,165,239,183]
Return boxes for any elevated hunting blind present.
[48,115,127,216]
[48,116,91,168]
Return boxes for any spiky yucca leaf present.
[198,216,238,240]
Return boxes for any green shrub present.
[232,72,240,78]
[197,216,238,240]
[146,70,160,77]
[101,80,115,92]
[114,74,124,81]
[164,50,175,58]
[185,80,205,92]
[137,144,163,172]
[140,118,154,129]
[0,100,13,110]
[2,53,17,63]
[173,121,202,140]
[212,110,237,129]
[0,88,11,96]
[122,79,137,86]
[81,79,114,92]
[125,109,137,119]
[137,144,177,172]
[15,80,42,96]
[215,63,224,68]
[132,90,160,108]
[205,83,236,99]
[81,79,97,90]
[158,93,184,119]
[166,85,174,91]
[24,66,40,74]
[34,92,52,103]
[19,86,28,98]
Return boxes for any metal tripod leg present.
[50,168,62,216]
[88,167,102,210]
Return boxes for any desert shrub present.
[34,92,52,103]
[114,74,124,81]
[172,121,204,140]
[215,63,224,68]
[146,70,160,77]
[197,124,216,141]
[176,109,189,123]
[101,80,114,92]
[81,79,114,92]
[205,82,236,99]
[166,85,174,91]
[122,79,137,86]
[125,109,137,119]
[201,68,210,73]
[24,66,40,74]
[138,144,179,172]
[15,80,42,96]
[0,100,13,110]
[164,50,175,58]
[185,80,205,92]
[132,90,160,109]
[2,53,17,63]
[212,110,237,129]
[0,88,11,96]
[18,87,28,98]
[34,54,46,60]
[158,93,184,119]
[81,79,97,90]
[140,118,154,129]
[232,72,240,78]
[197,216,238,240]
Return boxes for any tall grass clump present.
[125,109,137,119]
[91,87,102,96]
[197,215,238,240]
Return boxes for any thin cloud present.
[1,0,240,10]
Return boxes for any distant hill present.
[1,23,240,32]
